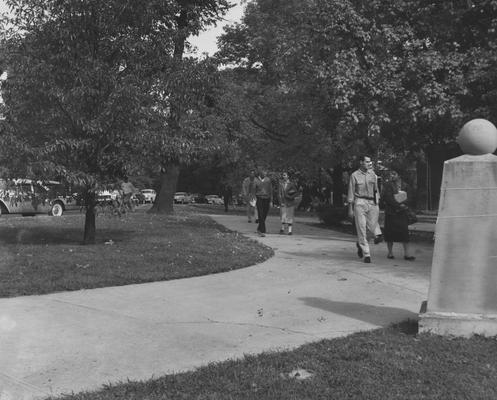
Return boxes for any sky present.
[189,1,245,56]
[0,1,245,56]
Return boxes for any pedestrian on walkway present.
[278,171,301,235]
[381,170,415,261]
[120,177,137,212]
[347,155,383,263]
[255,169,272,237]
[223,184,232,212]
[242,170,258,223]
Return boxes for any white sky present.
[189,1,245,56]
[0,0,244,56]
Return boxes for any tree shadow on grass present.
[300,297,419,328]
[0,226,133,245]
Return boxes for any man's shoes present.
[387,254,395,259]
[279,229,285,234]
[404,256,416,261]
[255,219,259,223]
[374,235,383,244]
[288,232,292,235]
[356,242,363,258]
[364,256,371,263]
[257,231,265,237]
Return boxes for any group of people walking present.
[241,154,417,263]
[242,169,302,237]
[347,155,416,263]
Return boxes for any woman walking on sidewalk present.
[381,170,415,261]
[278,171,301,235]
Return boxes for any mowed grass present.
[0,208,273,297]
[47,320,497,400]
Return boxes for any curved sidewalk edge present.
[0,214,432,400]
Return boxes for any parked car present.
[190,193,206,204]
[174,191,191,204]
[0,178,72,217]
[141,189,156,203]
[42,181,80,212]
[205,194,224,205]
[96,190,118,204]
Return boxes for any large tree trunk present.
[83,190,97,245]
[148,164,180,214]
[147,10,186,215]
[83,204,96,244]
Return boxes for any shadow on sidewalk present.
[300,297,418,325]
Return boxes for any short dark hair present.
[358,155,371,162]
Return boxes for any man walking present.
[120,177,137,212]
[242,170,258,223]
[223,184,232,212]
[255,169,272,237]
[347,155,383,263]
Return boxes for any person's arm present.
[347,174,355,219]
[241,179,248,197]
[383,183,406,212]
[269,180,274,205]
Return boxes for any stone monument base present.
[419,301,497,337]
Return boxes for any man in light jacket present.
[347,155,383,263]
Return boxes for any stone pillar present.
[419,119,497,336]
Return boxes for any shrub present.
[315,204,347,226]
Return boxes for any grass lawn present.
[0,207,273,297]
[46,320,497,400]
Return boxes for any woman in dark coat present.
[381,170,415,261]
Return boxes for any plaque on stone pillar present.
[419,118,497,337]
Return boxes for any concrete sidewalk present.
[0,214,433,400]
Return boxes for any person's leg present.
[402,242,415,260]
[259,198,270,233]
[354,200,370,258]
[124,193,133,212]
[280,206,286,233]
[256,197,264,234]
[287,206,294,235]
[387,242,394,258]
[368,204,382,243]
[128,194,135,211]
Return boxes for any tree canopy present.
[0,0,231,242]
[215,0,497,175]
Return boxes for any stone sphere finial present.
[457,119,497,155]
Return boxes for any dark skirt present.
[384,211,409,243]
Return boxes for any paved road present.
[0,213,433,400]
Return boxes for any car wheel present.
[50,202,64,217]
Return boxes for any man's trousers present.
[354,198,381,257]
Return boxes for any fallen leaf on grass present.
[287,368,314,380]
